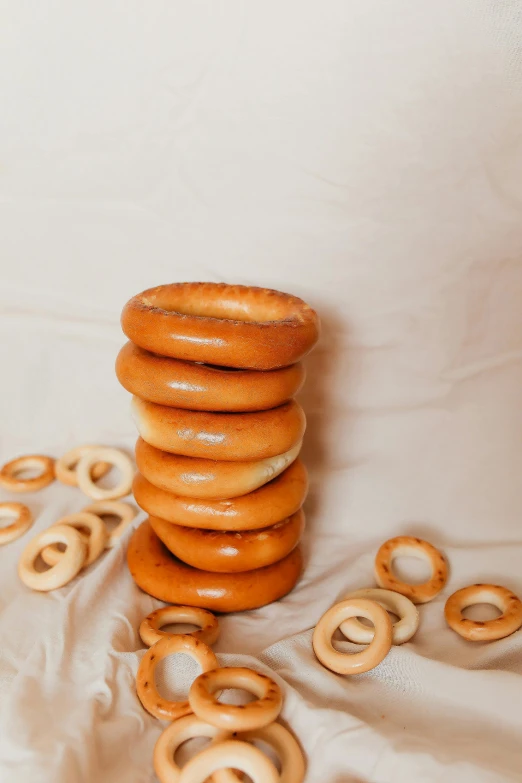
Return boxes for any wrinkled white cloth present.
[1,2,522,781]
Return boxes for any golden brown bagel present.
[132,397,306,461]
[127,520,303,612]
[132,459,308,531]
[135,437,301,500]
[116,342,305,411]
[149,509,305,573]
[121,282,319,370]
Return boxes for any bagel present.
[121,282,319,370]
[149,509,305,573]
[134,437,301,500]
[132,459,308,531]
[132,397,306,461]
[127,520,303,612]
[116,342,305,412]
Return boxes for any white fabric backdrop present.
[1,2,522,781]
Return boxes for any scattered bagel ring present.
[189,667,283,731]
[0,502,34,546]
[18,525,87,591]
[127,521,303,613]
[339,587,419,645]
[82,500,137,547]
[132,397,306,462]
[444,584,522,642]
[313,599,393,675]
[213,722,306,783]
[117,341,305,411]
[153,714,231,783]
[374,535,448,604]
[133,459,308,531]
[136,634,218,721]
[55,445,111,487]
[40,512,109,568]
[135,437,301,500]
[139,606,220,648]
[178,740,279,783]
[76,447,134,501]
[150,510,305,573]
[0,454,55,493]
[121,282,320,370]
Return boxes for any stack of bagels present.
[116,282,319,613]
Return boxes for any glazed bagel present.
[135,437,301,500]
[121,282,320,370]
[116,342,305,412]
[127,520,303,612]
[149,509,305,573]
[132,397,306,462]
[133,459,308,531]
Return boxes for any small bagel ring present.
[121,282,320,370]
[139,606,220,647]
[132,397,306,462]
[178,740,278,783]
[213,722,306,783]
[40,512,109,568]
[153,714,231,783]
[18,525,87,591]
[339,588,419,645]
[117,341,305,412]
[128,521,303,613]
[55,445,111,487]
[76,447,134,501]
[133,459,308,531]
[135,437,302,500]
[313,599,393,675]
[0,454,55,493]
[374,536,448,604]
[149,510,304,573]
[0,503,34,546]
[82,500,137,547]
[136,634,218,721]
[445,584,522,642]
[189,667,282,731]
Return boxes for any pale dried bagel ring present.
[445,584,522,642]
[18,524,87,591]
[213,722,306,783]
[153,714,231,783]
[132,397,306,462]
[179,740,278,783]
[0,502,34,546]
[136,634,218,721]
[82,500,137,547]
[135,436,302,500]
[139,606,220,648]
[55,445,111,487]
[374,535,448,604]
[40,512,109,568]
[189,667,282,731]
[117,341,305,411]
[121,282,319,370]
[76,447,134,501]
[0,454,55,493]
[313,599,392,675]
[339,587,419,645]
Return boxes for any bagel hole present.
[151,292,283,323]
[391,556,431,585]
[154,654,202,702]
[93,513,121,533]
[462,604,502,622]
[356,611,400,628]
[0,511,19,527]
[173,736,213,768]
[160,622,202,636]
[216,688,257,706]
[33,553,56,572]
[13,466,44,480]
[92,466,123,492]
